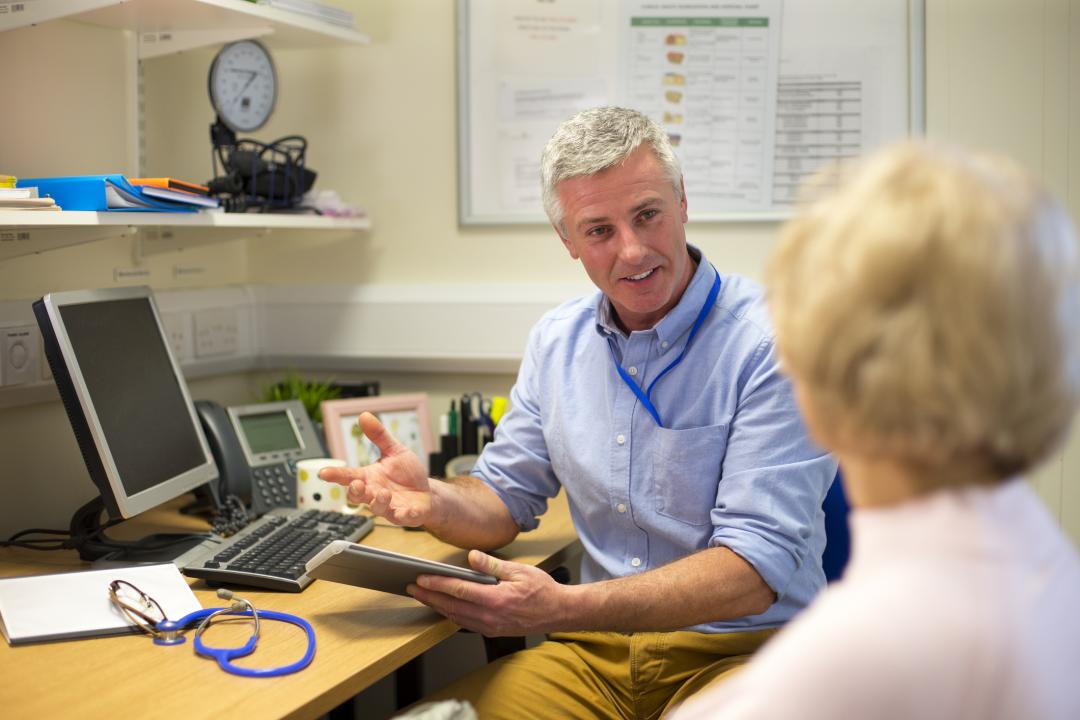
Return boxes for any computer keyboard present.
[182,507,374,592]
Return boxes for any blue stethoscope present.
[608,266,721,428]
[153,589,316,678]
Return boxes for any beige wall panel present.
[926,0,1079,543]
[0,234,249,302]
[1072,0,1080,224]
[141,47,221,184]
[1039,1,1072,199]
[1061,417,1080,544]
[926,0,1048,169]
[0,21,133,178]
[1065,0,1080,543]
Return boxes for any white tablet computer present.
[305,540,498,596]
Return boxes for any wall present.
[924,0,1080,540]
[0,0,1078,541]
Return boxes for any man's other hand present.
[406,550,571,636]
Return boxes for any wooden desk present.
[0,493,579,720]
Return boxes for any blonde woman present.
[674,142,1080,719]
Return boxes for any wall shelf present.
[0,212,371,261]
[0,0,370,57]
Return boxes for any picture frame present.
[321,393,435,472]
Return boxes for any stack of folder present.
[0,174,59,211]
[14,174,220,212]
[129,177,218,207]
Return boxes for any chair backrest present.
[821,471,850,582]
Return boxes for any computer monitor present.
[33,286,219,532]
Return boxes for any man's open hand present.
[319,411,435,527]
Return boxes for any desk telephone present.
[195,399,327,517]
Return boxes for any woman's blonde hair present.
[767,141,1080,481]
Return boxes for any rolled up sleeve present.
[472,324,561,531]
[708,339,837,599]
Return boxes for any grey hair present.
[540,106,683,232]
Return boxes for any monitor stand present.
[68,496,208,564]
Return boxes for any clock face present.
[208,40,277,133]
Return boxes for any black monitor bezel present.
[33,285,218,519]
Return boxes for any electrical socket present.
[160,311,195,363]
[194,307,240,358]
[1,325,42,387]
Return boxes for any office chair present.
[821,470,851,583]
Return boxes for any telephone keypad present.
[252,462,296,508]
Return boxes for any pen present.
[489,396,509,426]
[460,393,477,454]
[440,409,459,461]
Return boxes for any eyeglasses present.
[108,579,260,644]
[108,579,169,638]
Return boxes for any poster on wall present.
[458,0,925,223]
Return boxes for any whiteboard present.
[457,0,925,225]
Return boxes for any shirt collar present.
[594,244,714,345]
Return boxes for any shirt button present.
[627,366,638,376]
[616,503,627,514]
[616,434,626,445]
[661,341,670,349]
[631,557,642,567]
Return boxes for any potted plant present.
[260,371,341,424]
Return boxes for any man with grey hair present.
[323,106,836,717]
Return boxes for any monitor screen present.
[34,286,218,520]
[237,411,302,454]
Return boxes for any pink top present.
[673,479,1080,720]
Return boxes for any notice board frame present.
[457,0,926,225]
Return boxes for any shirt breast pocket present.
[651,423,729,526]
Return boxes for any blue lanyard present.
[608,268,721,428]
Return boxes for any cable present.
[210,494,249,537]
[207,119,315,213]
[1,528,209,553]
[1,527,72,550]
[4,497,210,557]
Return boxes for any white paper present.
[772,49,873,205]
[0,563,202,645]
[621,0,784,211]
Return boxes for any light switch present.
[1,325,41,386]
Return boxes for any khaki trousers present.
[424,628,777,720]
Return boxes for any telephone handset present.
[194,398,327,517]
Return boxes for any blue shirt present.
[473,247,837,632]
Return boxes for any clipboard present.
[0,563,202,645]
